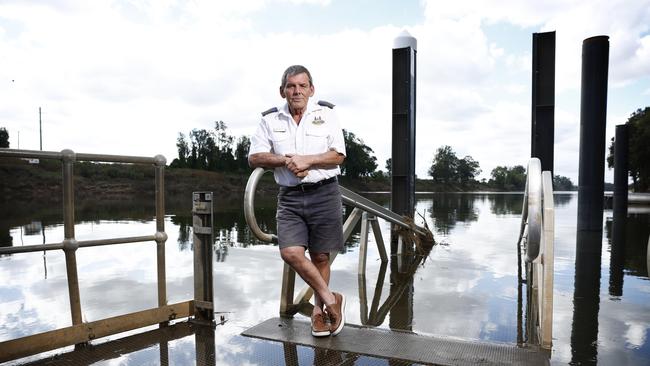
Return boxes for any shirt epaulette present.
[317,100,335,109]
[261,107,278,116]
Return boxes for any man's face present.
[280,72,314,111]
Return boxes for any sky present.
[2,0,650,183]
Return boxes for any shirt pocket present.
[305,128,329,153]
[271,131,293,155]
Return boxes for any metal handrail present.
[0,148,163,165]
[0,148,175,362]
[517,158,542,262]
[243,168,278,243]
[540,170,555,349]
[243,167,428,243]
[0,234,160,255]
[516,157,554,350]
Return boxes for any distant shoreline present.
[0,159,584,203]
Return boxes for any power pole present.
[39,107,42,150]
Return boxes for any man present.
[248,65,346,337]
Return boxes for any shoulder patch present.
[317,100,335,109]
[261,107,278,117]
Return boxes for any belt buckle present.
[299,182,318,192]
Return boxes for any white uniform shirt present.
[249,100,346,187]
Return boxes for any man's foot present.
[327,292,346,336]
[311,311,330,337]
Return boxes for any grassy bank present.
[0,158,278,203]
[1,159,498,204]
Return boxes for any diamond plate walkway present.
[242,317,550,366]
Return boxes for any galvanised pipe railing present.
[516,157,555,350]
[0,148,168,331]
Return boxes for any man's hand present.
[285,154,312,175]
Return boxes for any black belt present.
[283,176,338,192]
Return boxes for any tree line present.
[426,145,575,191]
[169,122,381,179]
[170,121,251,172]
[169,122,576,191]
[3,104,647,191]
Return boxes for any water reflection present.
[488,194,523,216]
[571,230,603,365]
[607,214,650,278]
[606,213,627,297]
[2,192,650,365]
[428,194,478,234]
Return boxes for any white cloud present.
[625,321,649,348]
[1,0,649,184]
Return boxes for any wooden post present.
[192,192,214,323]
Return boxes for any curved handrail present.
[517,158,542,262]
[243,168,278,243]
[244,167,430,243]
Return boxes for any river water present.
[0,192,649,365]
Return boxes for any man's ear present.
[308,85,315,97]
[279,86,286,98]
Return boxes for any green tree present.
[385,158,392,176]
[341,129,377,179]
[234,136,251,172]
[489,165,526,191]
[213,121,235,171]
[428,145,459,183]
[176,121,239,172]
[490,166,509,188]
[457,155,481,185]
[607,107,650,191]
[171,132,189,168]
[553,175,575,191]
[0,127,8,148]
[189,129,213,170]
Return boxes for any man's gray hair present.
[281,65,313,88]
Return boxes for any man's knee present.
[280,246,305,264]
[310,252,330,265]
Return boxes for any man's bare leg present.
[309,252,331,316]
[280,246,336,307]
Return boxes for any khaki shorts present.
[276,181,344,253]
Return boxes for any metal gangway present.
[516,158,555,350]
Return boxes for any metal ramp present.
[242,318,549,366]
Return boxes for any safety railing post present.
[192,191,215,323]
[369,216,388,262]
[358,212,370,276]
[154,156,168,310]
[541,171,555,349]
[279,264,296,318]
[61,149,82,327]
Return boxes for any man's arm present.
[285,150,345,174]
[248,152,287,169]
[250,152,309,178]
